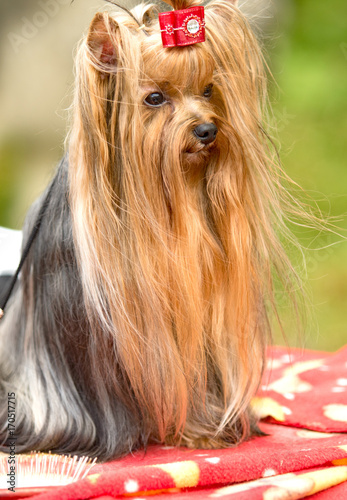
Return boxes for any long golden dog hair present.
[69,0,298,447]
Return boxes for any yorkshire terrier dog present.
[0,0,302,461]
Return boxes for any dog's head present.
[71,0,265,189]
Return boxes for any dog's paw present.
[180,435,229,450]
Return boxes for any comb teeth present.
[0,452,97,489]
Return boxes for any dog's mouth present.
[181,143,218,184]
[185,142,217,156]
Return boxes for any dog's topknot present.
[161,0,201,11]
[161,0,237,10]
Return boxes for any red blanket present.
[2,345,347,499]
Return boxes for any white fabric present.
[0,227,22,275]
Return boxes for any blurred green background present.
[0,0,346,351]
[268,0,347,351]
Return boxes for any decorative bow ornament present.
[159,6,205,47]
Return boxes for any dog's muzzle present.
[193,123,218,145]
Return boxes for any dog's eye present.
[203,84,214,98]
[144,92,166,107]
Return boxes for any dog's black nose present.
[194,123,218,145]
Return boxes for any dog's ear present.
[87,12,119,68]
[141,4,158,28]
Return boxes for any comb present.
[0,452,97,498]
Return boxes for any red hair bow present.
[159,6,205,48]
